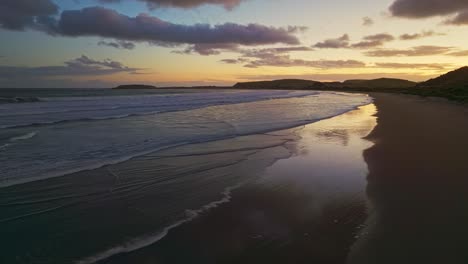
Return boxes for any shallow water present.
[88,105,377,264]
[0,90,370,187]
[0,91,374,264]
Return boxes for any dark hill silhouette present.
[233,79,326,90]
[342,78,416,89]
[419,67,468,88]
[114,84,157,89]
[409,66,468,102]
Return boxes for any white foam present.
[75,184,241,264]
[10,131,37,141]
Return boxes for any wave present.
[0,91,319,129]
[9,131,37,141]
[0,96,41,104]
[0,131,37,151]
[75,184,241,264]
[0,98,373,188]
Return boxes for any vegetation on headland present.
[114,67,468,103]
[406,67,468,103]
[232,67,468,103]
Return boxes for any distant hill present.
[233,79,326,90]
[342,78,417,89]
[419,67,468,88]
[409,66,468,103]
[114,84,157,89]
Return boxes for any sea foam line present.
[75,184,241,264]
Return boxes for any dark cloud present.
[0,55,141,79]
[399,30,444,40]
[313,34,350,49]
[362,17,374,26]
[0,5,301,52]
[446,10,468,25]
[389,0,468,25]
[350,33,394,49]
[55,7,299,47]
[98,40,136,50]
[98,0,247,10]
[0,0,58,30]
[364,45,453,57]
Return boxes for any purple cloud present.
[55,7,300,47]
[99,0,247,10]
[389,0,468,25]
[0,0,58,30]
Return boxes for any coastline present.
[349,93,468,264]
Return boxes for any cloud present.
[447,50,468,56]
[98,0,247,10]
[0,0,58,30]
[174,43,240,55]
[0,55,141,79]
[374,62,452,70]
[55,7,300,47]
[350,33,394,49]
[314,33,394,49]
[244,57,366,69]
[389,0,468,25]
[220,58,249,64]
[217,45,362,69]
[313,34,350,49]
[362,17,374,26]
[399,30,444,40]
[0,5,302,52]
[445,10,468,25]
[364,45,453,57]
[98,40,136,50]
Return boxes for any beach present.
[1,91,468,264]
[350,94,468,264]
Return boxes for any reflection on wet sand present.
[348,94,468,264]
[101,104,377,264]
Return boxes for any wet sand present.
[99,104,377,264]
[349,94,468,264]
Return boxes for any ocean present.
[0,89,373,264]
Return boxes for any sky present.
[0,0,467,88]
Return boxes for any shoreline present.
[95,104,377,264]
[349,93,468,264]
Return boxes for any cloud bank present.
[0,3,301,52]
[389,0,468,25]
[0,0,58,30]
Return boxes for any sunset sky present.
[1,0,467,88]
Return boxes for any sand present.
[349,94,468,264]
